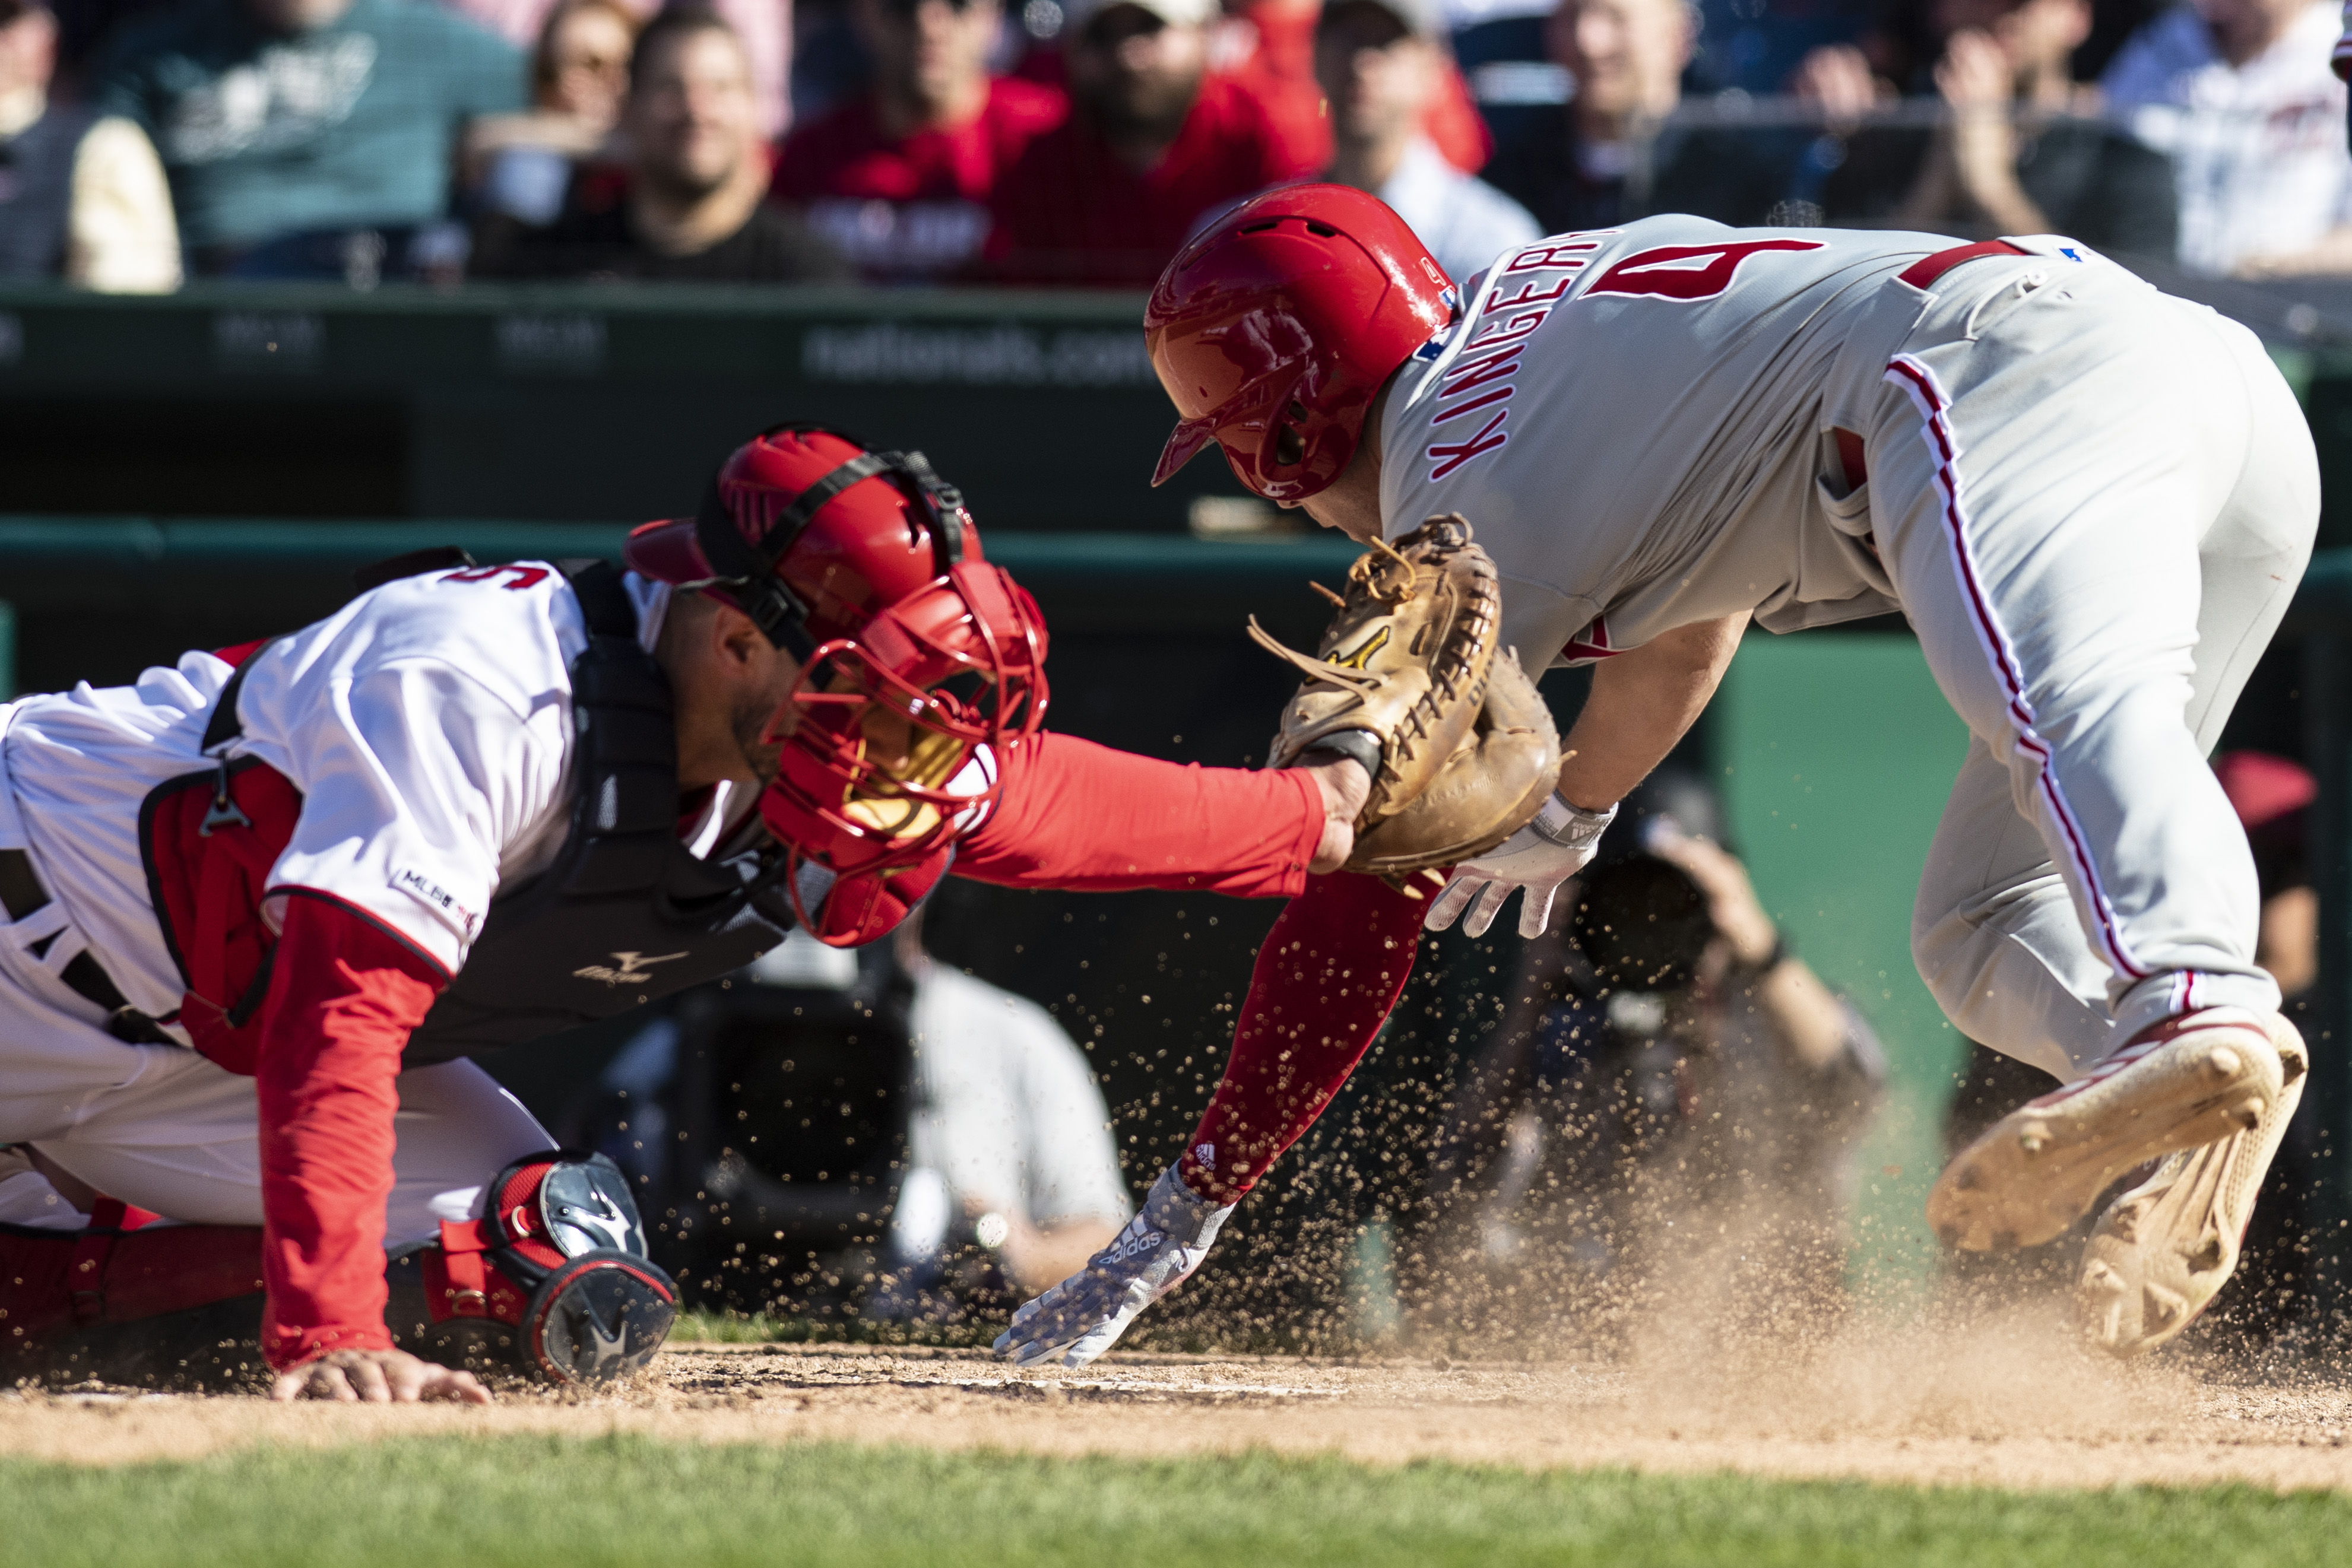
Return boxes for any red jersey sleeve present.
[952,731,1324,897]
[254,893,449,1370]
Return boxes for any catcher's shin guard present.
[1,1198,268,1387]
[388,1150,678,1386]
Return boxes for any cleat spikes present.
[1933,1008,2291,1271]
[2073,1010,2309,1356]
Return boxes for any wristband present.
[1527,793,1616,852]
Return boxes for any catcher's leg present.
[1,1148,676,1389]
[1,1153,272,1388]
[1870,280,2315,1350]
[386,1149,678,1386]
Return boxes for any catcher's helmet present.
[625,427,1049,923]
[1146,183,1457,503]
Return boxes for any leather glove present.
[1424,793,1616,939]
[993,1166,1233,1369]
[1250,515,1560,876]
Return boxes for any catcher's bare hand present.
[271,1347,493,1405]
[1303,754,1371,872]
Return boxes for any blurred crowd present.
[0,0,2348,288]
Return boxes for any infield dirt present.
[9,1307,2352,1493]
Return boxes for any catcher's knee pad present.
[387,1150,677,1386]
[2,1202,267,1387]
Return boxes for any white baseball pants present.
[1857,251,2317,1081]
[0,894,552,1236]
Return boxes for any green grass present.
[0,1436,2344,1567]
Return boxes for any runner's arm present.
[1555,614,1747,810]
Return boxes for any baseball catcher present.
[999,185,2315,1367]
[1,424,1375,1398]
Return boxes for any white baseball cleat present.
[1926,1007,2284,1254]
[2075,1013,2308,1357]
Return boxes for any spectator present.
[464,0,638,227]
[439,0,794,140]
[1314,0,1537,282]
[1482,0,1760,232]
[771,0,1064,282]
[91,0,522,283]
[2104,0,2352,275]
[1220,0,1494,175]
[874,910,1133,1317]
[985,0,1318,285]
[0,0,179,287]
[1799,0,2177,255]
[1404,772,1886,1342]
[473,7,849,282]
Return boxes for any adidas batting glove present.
[993,1165,1233,1369]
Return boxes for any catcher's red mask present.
[760,556,1048,919]
[626,426,1050,944]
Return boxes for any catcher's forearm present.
[953,731,1326,897]
[1555,614,1746,810]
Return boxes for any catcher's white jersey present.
[0,564,610,1019]
[1381,215,1974,669]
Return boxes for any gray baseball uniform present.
[1378,215,2317,1079]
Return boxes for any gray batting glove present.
[993,1165,1234,1369]
[1425,794,1617,940]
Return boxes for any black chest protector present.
[401,564,819,1064]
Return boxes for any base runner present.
[996,186,2317,1365]
[0,426,1375,1398]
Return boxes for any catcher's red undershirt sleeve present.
[1175,871,1428,1204]
[953,731,1324,898]
[254,893,449,1371]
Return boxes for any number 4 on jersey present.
[1584,239,1825,302]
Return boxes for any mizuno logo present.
[573,951,690,987]
[575,1303,628,1373]
[1328,627,1390,670]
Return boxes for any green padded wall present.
[1718,631,1974,1291]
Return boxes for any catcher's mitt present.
[1249,515,1562,877]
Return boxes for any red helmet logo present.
[1145,184,1456,503]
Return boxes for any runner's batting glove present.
[993,1166,1234,1369]
[1425,795,1617,939]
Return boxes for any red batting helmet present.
[625,426,1048,935]
[1145,183,1457,503]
